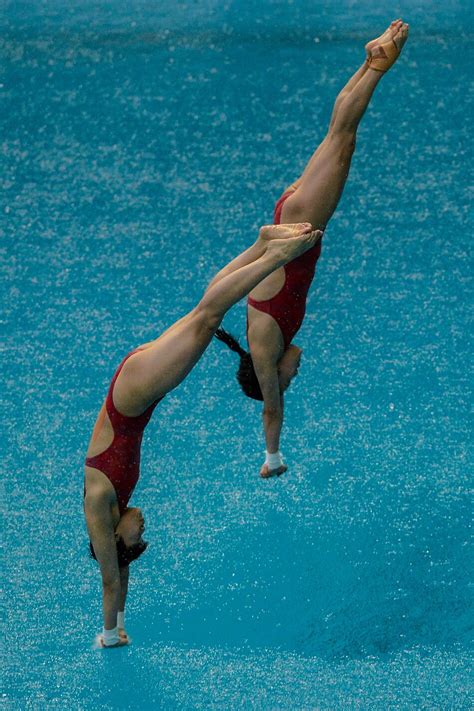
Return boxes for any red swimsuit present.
[85,350,162,513]
[247,190,322,349]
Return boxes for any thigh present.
[280,134,354,229]
[113,310,213,414]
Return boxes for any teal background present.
[2,1,472,708]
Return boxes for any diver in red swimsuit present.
[84,222,321,648]
[216,20,409,477]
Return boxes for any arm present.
[119,566,129,611]
[84,490,128,647]
[263,381,283,454]
[252,355,288,478]
[118,566,129,641]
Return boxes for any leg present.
[281,68,382,228]
[287,59,369,194]
[327,60,370,131]
[139,230,283,347]
[289,20,403,192]
[204,212,317,293]
[281,22,408,229]
[204,235,267,294]
[113,225,321,413]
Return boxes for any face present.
[278,345,302,392]
[115,507,146,547]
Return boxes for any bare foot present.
[264,226,323,264]
[259,222,312,241]
[370,22,409,65]
[365,19,403,59]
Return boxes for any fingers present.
[260,463,288,478]
[110,638,129,648]
[99,635,129,648]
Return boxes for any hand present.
[99,634,129,648]
[260,462,288,478]
[118,627,130,644]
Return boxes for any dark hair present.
[89,537,148,569]
[214,328,263,401]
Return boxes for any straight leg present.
[204,235,267,293]
[281,21,407,226]
[115,225,320,411]
[281,68,382,229]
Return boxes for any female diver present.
[84,223,321,647]
[216,20,409,478]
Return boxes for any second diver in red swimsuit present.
[215,19,409,478]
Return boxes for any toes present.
[391,20,402,34]
[293,222,312,234]
[393,28,404,48]
[394,24,409,47]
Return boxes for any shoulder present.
[248,313,283,361]
[84,468,116,513]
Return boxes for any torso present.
[84,347,162,514]
[247,189,323,351]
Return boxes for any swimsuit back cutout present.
[84,349,162,513]
[247,190,322,349]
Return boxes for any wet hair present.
[89,537,148,569]
[214,328,263,401]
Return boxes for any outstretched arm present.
[252,351,287,478]
[118,566,130,642]
[84,491,128,647]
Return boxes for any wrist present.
[102,626,120,647]
[265,450,284,469]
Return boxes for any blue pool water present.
[2,1,473,708]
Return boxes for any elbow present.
[263,405,281,421]
[102,577,121,594]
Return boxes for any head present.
[215,328,302,400]
[89,507,148,568]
